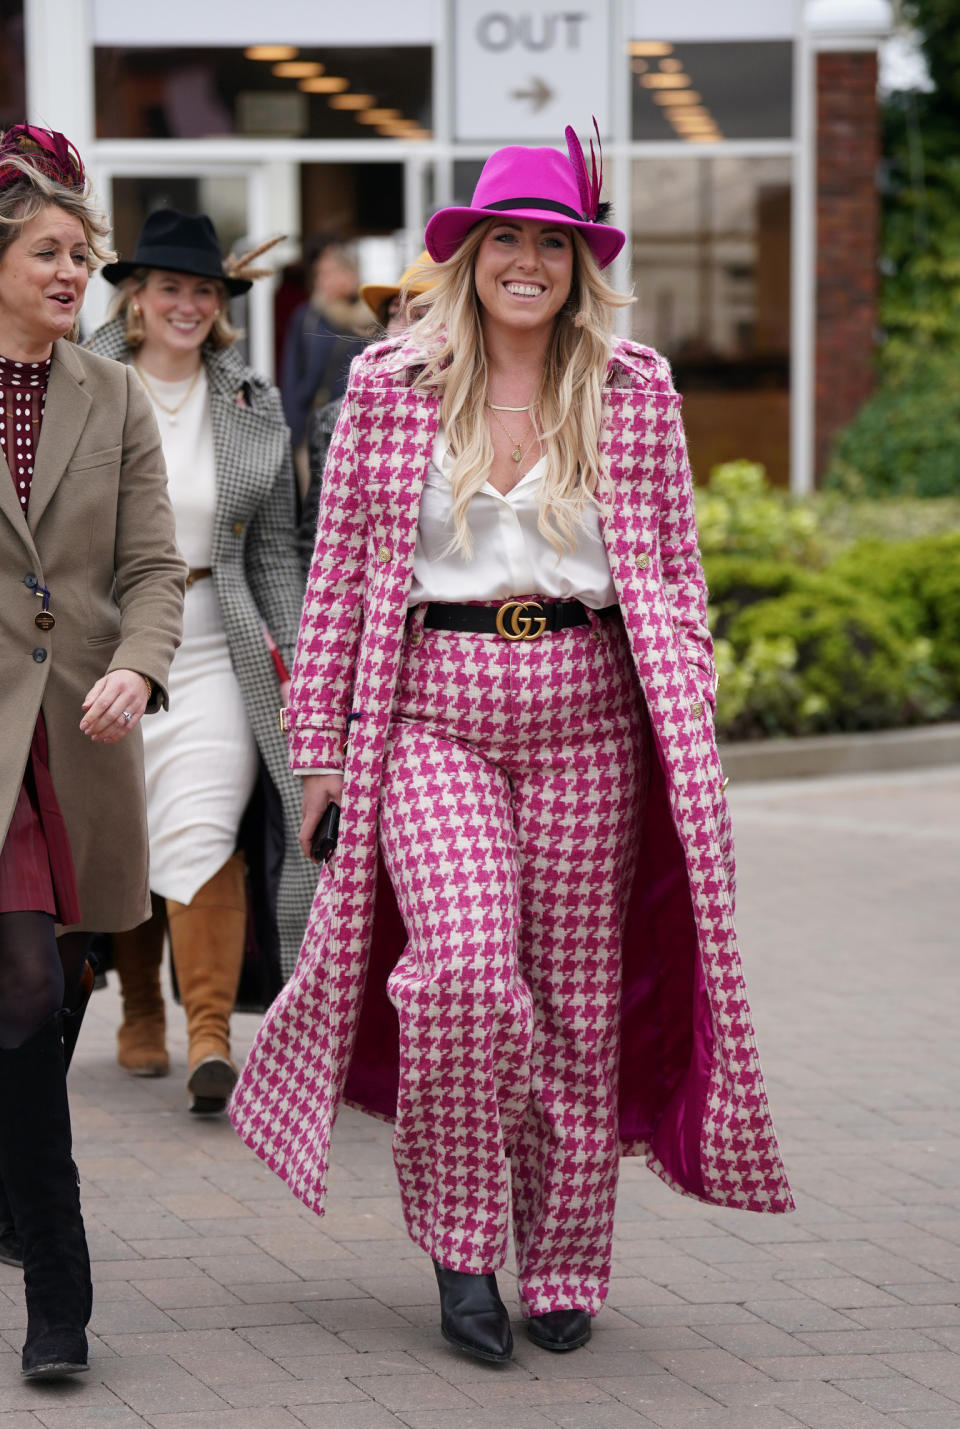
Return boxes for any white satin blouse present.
[407,431,616,609]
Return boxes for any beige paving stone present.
[211,1374,373,1408]
[33,1408,162,1428]
[128,1278,241,1311]
[145,1410,307,1428]
[833,1375,960,1414]
[347,1371,478,1411]
[395,1413,557,1429]
[165,1303,310,1331]
[636,1411,800,1429]
[97,1355,226,1414]
[287,1406,408,1429]
[462,1376,615,1408]
[876,1351,960,1399]
[751,1354,902,1382]
[644,1346,771,1389]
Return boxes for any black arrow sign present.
[510,77,554,112]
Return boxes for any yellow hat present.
[360,251,437,318]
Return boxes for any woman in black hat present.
[87,210,312,1113]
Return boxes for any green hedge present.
[824,356,960,500]
[830,533,960,703]
[695,465,960,739]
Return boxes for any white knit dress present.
[138,368,259,904]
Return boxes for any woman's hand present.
[80,668,149,744]
[298,772,344,861]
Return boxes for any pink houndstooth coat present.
[229,334,795,1218]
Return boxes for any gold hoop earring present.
[132,303,142,317]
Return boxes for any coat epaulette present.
[608,337,674,392]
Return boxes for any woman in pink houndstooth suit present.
[230,125,793,1365]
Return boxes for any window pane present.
[631,156,791,484]
[631,41,792,142]
[95,46,432,141]
[0,1,26,131]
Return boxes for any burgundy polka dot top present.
[0,352,51,514]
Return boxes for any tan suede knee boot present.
[113,895,169,1078]
[166,853,246,1114]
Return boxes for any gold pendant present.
[512,448,522,463]
[35,610,55,631]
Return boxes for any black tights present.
[0,913,88,1050]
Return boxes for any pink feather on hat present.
[0,124,86,194]
[565,117,604,222]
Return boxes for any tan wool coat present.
[0,338,186,931]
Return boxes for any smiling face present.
[473,219,574,341]
[0,204,89,359]
[136,269,222,362]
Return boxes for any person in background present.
[0,125,184,1380]
[280,235,371,500]
[87,210,313,1114]
[231,125,793,1365]
[296,251,438,578]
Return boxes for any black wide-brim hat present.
[101,209,252,295]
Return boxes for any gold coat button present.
[691,701,703,718]
[636,552,651,570]
[377,545,392,563]
[409,628,422,646]
[233,521,245,535]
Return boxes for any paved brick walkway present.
[2,766,958,1427]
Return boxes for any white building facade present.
[6,0,894,491]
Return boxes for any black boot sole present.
[440,1324,513,1364]
[22,1359,89,1380]
[526,1318,592,1352]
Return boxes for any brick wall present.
[815,50,880,480]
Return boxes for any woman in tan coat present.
[0,126,184,1381]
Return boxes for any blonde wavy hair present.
[403,221,633,556]
[107,269,238,351]
[0,155,114,343]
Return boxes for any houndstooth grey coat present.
[87,320,316,978]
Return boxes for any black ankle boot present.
[0,1174,22,1268]
[527,1308,592,1352]
[433,1259,513,1364]
[0,1017,91,1379]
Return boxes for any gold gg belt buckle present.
[495,599,548,641]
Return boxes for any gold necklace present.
[134,359,202,426]
[485,402,538,464]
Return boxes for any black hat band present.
[483,197,584,221]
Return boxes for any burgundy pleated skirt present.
[0,713,82,923]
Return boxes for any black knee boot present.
[61,956,95,1076]
[0,1175,20,1267]
[0,1016,91,1378]
[0,961,95,1274]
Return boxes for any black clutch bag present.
[309,802,340,864]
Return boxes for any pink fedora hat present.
[425,125,625,270]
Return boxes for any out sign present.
[454,0,611,142]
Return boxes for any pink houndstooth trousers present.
[378,605,649,1318]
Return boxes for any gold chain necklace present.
[485,402,539,464]
[134,359,202,426]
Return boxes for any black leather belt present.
[420,599,619,641]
